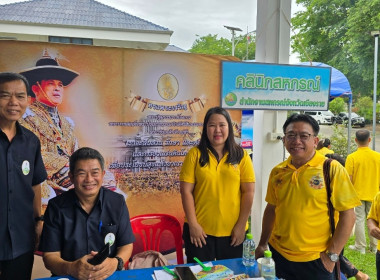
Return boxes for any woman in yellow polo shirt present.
[179,107,255,262]
[317,138,334,156]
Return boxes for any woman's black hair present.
[317,138,331,150]
[322,138,331,147]
[197,107,244,166]
[325,153,346,166]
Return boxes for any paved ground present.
[319,123,380,153]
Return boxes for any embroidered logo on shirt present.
[309,174,324,189]
[105,233,115,246]
[22,160,30,175]
[275,178,283,187]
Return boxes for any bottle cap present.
[246,233,253,240]
[264,250,272,258]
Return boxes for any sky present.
[0,0,303,59]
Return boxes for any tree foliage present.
[330,124,357,158]
[189,34,256,61]
[342,0,380,97]
[189,34,231,56]
[353,96,380,122]
[291,0,353,64]
[291,0,380,98]
[355,96,373,120]
[329,97,346,114]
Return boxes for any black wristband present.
[115,256,124,271]
[34,215,44,222]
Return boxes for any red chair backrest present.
[130,214,184,265]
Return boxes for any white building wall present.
[0,22,171,50]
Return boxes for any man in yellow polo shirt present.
[367,191,380,277]
[256,113,360,280]
[346,129,380,254]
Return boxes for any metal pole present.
[348,101,352,155]
[246,26,249,60]
[372,32,379,150]
[224,26,242,57]
[232,30,235,56]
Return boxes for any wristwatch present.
[115,256,124,271]
[326,250,339,262]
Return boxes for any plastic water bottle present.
[242,233,255,266]
[261,250,276,280]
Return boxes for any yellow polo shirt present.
[346,147,380,201]
[180,147,255,237]
[317,147,334,156]
[368,191,380,251]
[266,152,360,262]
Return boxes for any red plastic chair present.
[129,214,184,266]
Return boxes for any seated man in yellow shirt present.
[256,113,360,280]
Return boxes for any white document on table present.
[152,268,176,280]
[151,263,213,280]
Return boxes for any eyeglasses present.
[0,92,28,101]
[284,132,314,141]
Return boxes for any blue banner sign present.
[221,61,331,110]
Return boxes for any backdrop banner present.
[0,40,241,253]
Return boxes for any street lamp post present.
[372,30,379,150]
[224,25,242,56]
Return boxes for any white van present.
[304,110,335,125]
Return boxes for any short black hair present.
[0,72,29,91]
[69,147,105,174]
[355,129,370,144]
[283,113,320,135]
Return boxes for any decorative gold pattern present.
[19,101,78,197]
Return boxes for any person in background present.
[346,129,380,254]
[256,113,360,280]
[367,191,380,280]
[39,147,134,280]
[0,72,47,280]
[317,138,334,156]
[180,106,255,261]
[325,153,370,280]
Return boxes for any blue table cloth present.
[34,258,260,279]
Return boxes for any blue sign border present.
[221,61,331,110]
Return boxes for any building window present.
[49,36,93,45]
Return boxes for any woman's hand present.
[230,223,246,246]
[189,222,207,248]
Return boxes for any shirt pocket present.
[101,224,118,255]
[101,224,118,236]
